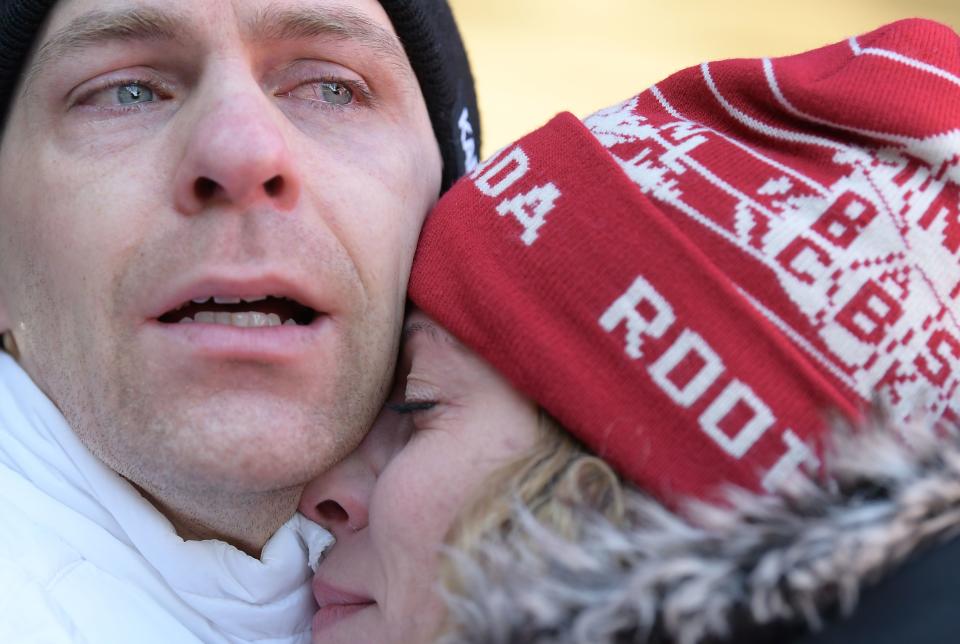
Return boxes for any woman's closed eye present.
[388,399,440,435]
[388,400,437,414]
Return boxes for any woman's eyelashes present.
[387,400,438,438]
[387,400,438,414]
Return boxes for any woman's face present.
[299,310,541,644]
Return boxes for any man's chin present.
[147,398,349,487]
[62,383,354,497]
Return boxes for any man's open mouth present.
[157,295,318,328]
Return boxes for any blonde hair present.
[440,409,627,600]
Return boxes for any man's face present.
[0,0,442,495]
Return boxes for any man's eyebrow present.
[23,6,411,94]
[23,8,188,93]
[245,6,410,72]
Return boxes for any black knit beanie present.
[0,0,480,191]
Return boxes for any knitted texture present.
[409,19,960,502]
[0,0,480,191]
[379,0,481,189]
[0,1,55,135]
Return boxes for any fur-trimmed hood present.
[440,416,960,644]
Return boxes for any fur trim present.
[439,415,960,644]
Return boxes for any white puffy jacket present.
[0,353,332,644]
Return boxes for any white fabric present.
[0,353,334,644]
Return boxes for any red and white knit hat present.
[409,19,960,501]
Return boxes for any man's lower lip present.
[144,318,328,362]
[312,603,374,631]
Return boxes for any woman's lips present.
[312,603,374,632]
[311,578,375,631]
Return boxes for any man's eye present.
[287,80,355,106]
[79,81,161,108]
[116,82,156,105]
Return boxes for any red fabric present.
[410,19,960,501]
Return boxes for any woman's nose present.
[299,457,374,540]
[299,391,413,538]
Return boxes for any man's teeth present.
[191,295,269,305]
[178,312,300,327]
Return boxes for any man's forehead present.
[32,0,409,75]
[41,0,399,35]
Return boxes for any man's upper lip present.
[312,577,373,607]
[148,271,326,319]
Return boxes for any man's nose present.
[173,92,302,215]
[298,457,373,541]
